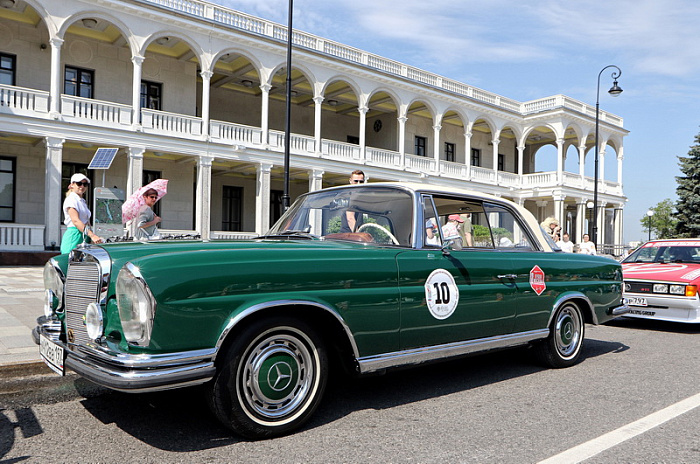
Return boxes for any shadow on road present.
[72,338,627,451]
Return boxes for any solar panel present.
[88,148,119,169]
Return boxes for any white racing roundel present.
[425,269,459,320]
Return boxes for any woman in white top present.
[578,234,597,255]
[134,188,162,240]
[60,173,103,253]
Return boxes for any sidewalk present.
[0,266,46,369]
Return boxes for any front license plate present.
[628,297,648,307]
[40,334,65,376]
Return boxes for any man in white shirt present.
[557,233,575,253]
[578,234,597,255]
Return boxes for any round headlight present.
[43,260,64,314]
[85,302,104,340]
[116,263,156,346]
[44,289,59,318]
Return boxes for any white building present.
[0,0,627,255]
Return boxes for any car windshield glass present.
[266,186,414,246]
[623,242,700,264]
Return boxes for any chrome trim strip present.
[547,292,597,325]
[214,299,360,362]
[36,322,216,392]
[357,329,549,374]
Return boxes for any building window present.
[270,189,283,227]
[346,135,359,145]
[0,156,16,222]
[498,154,505,171]
[143,170,162,219]
[64,66,94,98]
[0,53,16,86]
[222,186,243,231]
[415,136,427,157]
[445,142,455,162]
[141,80,162,110]
[471,148,481,167]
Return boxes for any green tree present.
[675,130,700,236]
[640,199,677,240]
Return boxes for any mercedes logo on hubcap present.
[268,361,293,391]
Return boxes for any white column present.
[313,96,323,155]
[576,200,587,243]
[309,168,324,192]
[556,138,564,184]
[553,194,565,229]
[597,202,607,247]
[517,144,525,177]
[613,206,625,250]
[599,147,606,192]
[131,54,144,129]
[398,115,407,166]
[196,156,214,240]
[536,200,548,223]
[126,147,145,196]
[49,38,64,117]
[433,123,441,165]
[200,70,213,138]
[617,146,624,185]
[255,163,272,234]
[44,137,64,249]
[260,83,271,146]
[491,138,500,177]
[358,106,368,160]
[464,130,472,178]
[578,144,586,180]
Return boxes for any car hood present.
[621,262,700,283]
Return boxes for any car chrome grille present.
[65,261,101,349]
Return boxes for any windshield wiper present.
[262,230,318,240]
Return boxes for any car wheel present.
[207,317,328,439]
[535,302,585,368]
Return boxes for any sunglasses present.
[75,181,89,187]
[350,179,364,184]
[147,195,158,199]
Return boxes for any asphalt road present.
[1,318,699,463]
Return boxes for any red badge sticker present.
[530,265,546,296]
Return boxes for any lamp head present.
[608,79,623,97]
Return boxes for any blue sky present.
[215,0,700,243]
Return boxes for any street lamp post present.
[282,0,293,210]
[646,209,654,242]
[593,65,623,246]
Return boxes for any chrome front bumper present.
[34,318,217,393]
[610,301,630,316]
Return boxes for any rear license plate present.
[628,297,648,307]
[40,334,65,376]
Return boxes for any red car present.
[621,239,700,323]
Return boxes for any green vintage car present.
[35,183,627,438]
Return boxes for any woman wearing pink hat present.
[442,214,464,250]
[60,173,103,253]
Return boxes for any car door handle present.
[497,274,518,280]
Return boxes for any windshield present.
[266,186,414,246]
[623,241,700,264]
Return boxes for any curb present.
[0,360,51,378]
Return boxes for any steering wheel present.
[357,223,400,245]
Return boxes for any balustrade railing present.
[366,147,402,166]
[0,84,49,116]
[141,109,203,138]
[268,130,316,153]
[322,140,360,160]
[61,95,132,126]
[0,224,45,251]
[210,120,262,145]
[405,155,436,173]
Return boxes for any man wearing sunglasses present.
[340,170,366,233]
[60,173,103,253]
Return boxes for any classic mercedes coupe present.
[35,183,628,438]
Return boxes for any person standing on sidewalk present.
[60,173,103,253]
